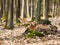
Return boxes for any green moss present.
[1,11,6,22]
[25,32,35,38]
[4,24,14,30]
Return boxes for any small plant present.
[24,28,44,38]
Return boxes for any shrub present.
[24,28,44,38]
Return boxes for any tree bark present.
[35,0,42,23]
[26,0,30,18]
[24,0,27,18]
[16,0,20,23]
[4,0,9,28]
[0,0,3,22]
[52,0,57,18]
[5,0,14,29]
[31,0,34,20]
[46,0,49,20]
[43,0,49,20]
[21,0,24,18]
[1,0,6,22]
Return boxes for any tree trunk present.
[21,0,24,19]
[43,0,45,19]
[4,0,9,28]
[46,0,49,20]
[31,0,34,20]
[26,0,30,18]
[1,0,6,22]
[35,0,42,23]
[5,0,14,29]
[43,0,49,20]
[16,0,20,23]
[0,0,3,22]
[52,0,57,18]
[10,0,14,28]
[23,0,27,18]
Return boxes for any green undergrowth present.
[15,20,21,26]
[24,28,44,38]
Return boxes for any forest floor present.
[0,26,60,45]
[0,17,60,45]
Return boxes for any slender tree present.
[4,0,10,28]
[24,0,27,18]
[31,0,34,20]
[21,0,24,18]
[0,0,3,22]
[45,0,49,20]
[52,0,57,18]
[43,0,49,20]
[43,0,46,19]
[35,0,42,23]
[1,0,6,22]
[26,0,30,18]
[16,0,20,23]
